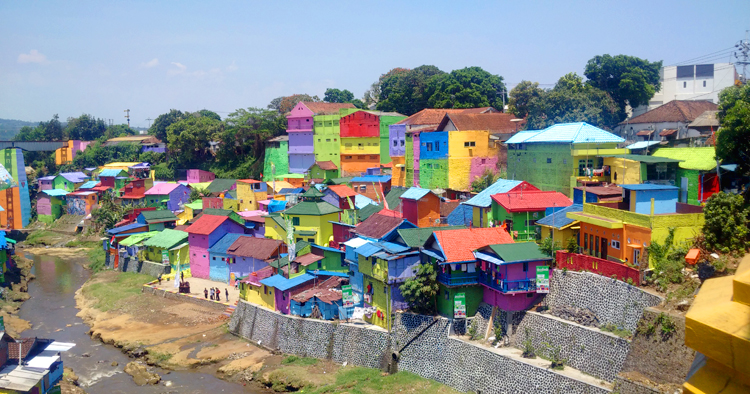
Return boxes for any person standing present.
[216,287,221,302]
[225,288,229,302]
[210,288,215,300]
[204,288,208,299]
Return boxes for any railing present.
[556,250,641,285]
[478,272,536,293]
[437,272,479,286]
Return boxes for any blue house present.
[208,233,245,283]
[289,276,348,320]
[620,184,679,215]
[461,179,540,227]
[419,131,449,160]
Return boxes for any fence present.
[555,250,641,285]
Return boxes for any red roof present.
[396,108,498,126]
[227,237,284,260]
[302,102,356,114]
[8,338,37,360]
[354,213,406,239]
[659,129,677,137]
[326,185,358,198]
[294,252,324,266]
[238,179,262,184]
[433,227,513,263]
[636,129,655,136]
[491,191,572,212]
[313,161,338,171]
[121,193,146,199]
[291,276,346,304]
[621,100,718,125]
[185,215,233,235]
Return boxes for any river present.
[19,253,263,394]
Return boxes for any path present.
[147,275,241,305]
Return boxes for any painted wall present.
[389,124,407,158]
[603,157,642,185]
[469,156,499,186]
[236,182,268,212]
[340,111,379,138]
[436,284,483,318]
[309,165,338,180]
[288,132,314,154]
[419,132,449,160]
[241,282,276,310]
[341,137,380,155]
[419,159,448,190]
[629,188,678,215]
[263,139,289,182]
[404,134,415,187]
[186,169,216,183]
[390,156,406,188]
[380,115,406,164]
[313,113,344,167]
[340,154,380,177]
[287,212,339,246]
[491,203,544,241]
[189,220,245,279]
[402,193,440,228]
[482,283,539,311]
[289,153,316,174]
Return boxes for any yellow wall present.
[264,217,286,241]
[236,182,267,211]
[448,130,495,158]
[341,137,380,155]
[242,283,275,310]
[603,157,642,185]
[448,157,472,191]
[363,276,390,330]
[540,225,577,247]
[391,156,406,187]
[287,212,338,246]
[177,207,193,225]
[223,198,239,211]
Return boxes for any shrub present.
[492,322,504,346]
[702,192,750,254]
[467,319,480,340]
[566,236,579,253]
[522,328,535,358]
[539,236,562,257]
[656,313,676,336]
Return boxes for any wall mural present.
[67,197,87,215]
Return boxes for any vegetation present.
[470,168,506,193]
[467,319,480,340]
[716,83,750,180]
[282,355,319,366]
[323,88,365,109]
[399,262,439,315]
[492,321,504,346]
[90,193,130,234]
[565,236,579,253]
[702,192,750,253]
[23,230,60,246]
[80,272,154,311]
[599,324,632,339]
[521,328,535,358]
[645,228,688,292]
[539,236,562,257]
[637,312,677,337]
[542,342,566,370]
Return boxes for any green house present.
[281,242,347,278]
[490,191,572,241]
[136,210,178,231]
[142,229,190,273]
[308,161,339,181]
[52,172,90,192]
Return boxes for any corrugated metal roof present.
[260,273,316,291]
[624,141,661,150]
[107,223,148,235]
[208,233,244,254]
[41,189,69,197]
[650,147,717,171]
[143,229,189,249]
[351,175,391,183]
[599,154,681,163]
[78,180,99,189]
[145,183,184,195]
[185,215,234,235]
[536,204,583,229]
[99,169,126,177]
[58,172,89,183]
[619,184,679,191]
[463,179,531,208]
[139,210,178,223]
[491,191,573,212]
[227,237,284,260]
[505,122,624,144]
[119,231,159,246]
[399,187,434,201]
[486,242,553,263]
[396,226,467,248]
[431,227,514,263]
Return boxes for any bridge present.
[0,141,67,151]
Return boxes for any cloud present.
[17,50,48,64]
[140,58,159,68]
[226,61,238,72]
[168,62,187,76]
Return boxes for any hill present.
[0,118,39,140]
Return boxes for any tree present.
[716,84,750,177]
[364,68,411,108]
[323,88,355,103]
[149,109,188,143]
[702,192,750,253]
[195,109,221,121]
[584,54,662,123]
[65,114,107,140]
[166,116,222,170]
[277,94,321,114]
[471,169,501,193]
[103,124,136,139]
[91,192,129,234]
[509,81,545,118]
[267,96,285,111]
[376,65,445,115]
[425,66,506,111]
[399,262,439,315]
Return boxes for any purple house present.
[389,124,406,157]
[475,242,552,311]
[186,215,246,279]
[260,273,317,314]
[226,237,285,280]
[286,102,356,174]
[38,176,55,191]
[144,183,191,211]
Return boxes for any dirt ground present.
[21,247,90,259]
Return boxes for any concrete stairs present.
[222,300,238,318]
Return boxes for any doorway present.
[601,238,608,260]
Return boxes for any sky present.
[1,0,748,128]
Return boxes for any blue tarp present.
[267,200,287,213]
[107,223,148,235]
[261,273,316,291]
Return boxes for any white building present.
[631,63,738,118]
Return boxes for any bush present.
[492,322,504,346]
[702,192,750,254]
[522,328,535,358]
[599,323,632,339]
[646,228,688,292]
[566,236,579,253]
[467,319,480,340]
[539,236,562,257]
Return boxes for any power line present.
[667,47,736,66]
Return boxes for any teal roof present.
[143,229,189,249]
[505,122,624,144]
[400,187,434,201]
[284,201,341,216]
[99,169,126,177]
[599,154,681,163]
[463,179,524,208]
[357,203,383,222]
[79,180,99,189]
[41,189,69,197]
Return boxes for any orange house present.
[0,187,23,229]
[578,222,651,264]
[399,187,441,228]
[340,154,380,177]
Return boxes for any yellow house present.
[236,179,268,212]
[340,137,380,155]
[240,266,276,310]
[683,254,750,393]
[177,201,203,225]
[599,154,682,186]
[536,204,582,247]
[282,200,341,246]
[264,213,287,241]
[142,229,190,273]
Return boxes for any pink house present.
[476,242,552,311]
[286,102,355,174]
[182,169,216,184]
[38,176,55,191]
[185,215,245,279]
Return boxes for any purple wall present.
[389,124,406,157]
[275,289,291,314]
[232,256,268,281]
[321,192,340,209]
[286,103,314,132]
[143,147,166,153]
[288,132,314,154]
[39,180,53,191]
[167,184,191,211]
[37,196,52,215]
[190,220,245,279]
[481,261,546,311]
[289,153,315,174]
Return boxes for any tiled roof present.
[301,101,356,114]
[536,204,583,229]
[312,161,338,171]
[622,100,718,125]
[206,179,237,193]
[145,183,183,195]
[208,233,244,254]
[294,253,324,266]
[463,179,538,208]
[636,129,655,136]
[351,175,391,183]
[438,113,521,133]
[326,185,358,199]
[99,169,126,177]
[143,228,189,249]
[440,200,461,217]
[659,129,677,137]
[396,226,466,248]
[573,186,622,197]
[227,237,284,260]
[357,203,383,221]
[486,242,551,263]
[396,108,497,126]
[491,190,572,212]
[650,147,717,171]
[432,227,514,263]
[283,201,341,216]
[400,187,435,201]
[260,273,316,291]
[688,110,720,128]
[139,210,178,223]
[59,172,89,183]
[505,122,624,144]
[291,276,345,304]
[8,338,36,360]
[354,213,407,240]
[185,215,233,235]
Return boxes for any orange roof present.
[326,184,357,198]
[238,179,262,184]
[438,113,523,134]
[621,100,718,125]
[433,227,513,263]
[491,190,572,212]
[302,102,356,114]
[185,215,234,235]
[396,107,497,126]
[313,161,338,171]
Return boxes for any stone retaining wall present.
[116,257,170,278]
[546,270,662,333]
[510,311,630,382]
[612,377,663,394]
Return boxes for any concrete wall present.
[118,257,171,277]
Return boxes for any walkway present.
[146,276,240,307]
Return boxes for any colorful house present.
[350,175,391,202]
[490,190,573,241]
[475,242,552,311]
[38,175,55,191]
[322,184,358,210]
[65,191,98,215]
[185,215,245,279]
[262,136,289,182]
[423,227,514,318]
[505,122,627,196]
[55,139,92,165]
[207,233,244,283]
[37,189,67,224]
[314,106,360,169]
[287,101,356,174]
[536,204,583,248]
[206,179,237,196]
[222,237,286,284]
[142,228,189,273]
[290,276,348,320]
[260,273,318,314]
[286,243,347,278]
[119,178,149,204]
[462,179,540,228]
[0,334,74,394]
[351,212,416,242]
[0,149,31,229]
[651,147,720,205]
[98,168,129,191]
[281,199,341,246]
[339,110,381,176]
[596,154,682,186]
[180,169,215,184]
[177,200,203,225]
[239,266,276,309]
[52,172,90,192]
[573,186,623,204]
[236,179,268,212]
[263,213,287,242]
[399,187,441,228]
[308,161,339,181]
[567,184,704,267]
[136,210,178,231]
[144,183,191,211]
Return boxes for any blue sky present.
[1,0,748,128]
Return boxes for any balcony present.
[479,272,536,293]
[437,272,479,286]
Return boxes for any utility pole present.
[146,117,153,128]
[736,31,750,84]
[124,109,131,127]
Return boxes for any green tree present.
[166,116,222,170]
[149,109,188,143]
[364,67,411,108]
[539,236,562,257]
[584,54,662,122]
[103,124,137,139]
[509,81,545,119]
[716,84,750,177]
[702,192,750,253]
[323,88,355,103]
[195,109,221,121]
[399,262,439,315]
[277,94,321,114]
[64,114,108,140]
[425,66,506,111]
[377,65,445,115]
[471,169,501,193]
[267,96,285,111]
[90,192,129,234]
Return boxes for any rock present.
[676,299,691,312]
[124,361,161,386]
[81,353,90,358]
[129,347,148,358]
[2,305,18,314]
[9,292,29,302]
[545,305,600,327]
[111,361,118,367]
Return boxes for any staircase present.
[222,300,238,318]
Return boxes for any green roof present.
[266,213,287,231]
[328,177,353,185]
[397,226,467,248]
[185,201,203,210]
[357,204,383,222]
[206,179,237,193]
[143,229,189,249]
[302,187,324,198]
[139,210,178,223]
[269,255,289,268]
[599,154,682,164]
[385,187,407,210]
[284,201,341,216]
[650,147,717,171]
[486,242,551,263]
[120,231,160,246]
[297,230,317,236]
[276,173,304,179]
[201,208,244,225]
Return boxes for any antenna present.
[124,109,131,127]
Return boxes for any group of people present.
[205,287,228,302]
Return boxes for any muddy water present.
[19,253,262,393]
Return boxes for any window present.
[584,233,588,251]
[522,262,528,272]
[547,158,552,164]
[444,290,449,300]
[533,158,536,163]
[464,141,476,147]
[264,285,267,294]
[308,238,314,243]
[360,185,366,192]
[393,140,398,147]
[213,257,216,260]
[426,143,433,151]
[683,81,687,88]
[481,158,486,164]
[611,240,621,249]
[383,286,386,294]
[326,139,331,142]
[292,217,300,226]
[563,159,567,164]
[703,80,706,87]
[435,142,439,150]
[400,140,405,146]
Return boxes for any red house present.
[400,187,441,228]
[340,111,380,138]
[322,185,358,210]
[120,179,148,204]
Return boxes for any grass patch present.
[282,355,319,366]
[23,230,60,246]
[86,247,107,273]
[80,272,154,312]
[147,351,173,364]
[306,367,460,394]
[599,324,632,339]
[66,239,101,248]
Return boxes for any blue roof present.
[400,187,433,200]
[279,188,304,194]
[354,194,377,209]
[625,141,661,150]
[311,270,348,277]
[41,189,69,197]
[446,204,473,226]
[208,233,244,254]
[354,243,382,258]
[311,244,344,253]
[463,179,524,208]
[505,122,625,144]
[107,223,148,235]
[79,180,99,189]
[620,184,679,191]
[99,169,126,177]
[376,241,410,254]
[351,175,391,183]
[260,273,316,291]
[0,232,6,249]
[536,204,583,229]
[267,200,287,213]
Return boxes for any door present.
[680,177,689,203]
[601,238,608,260]
[633,249,641,266]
